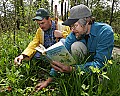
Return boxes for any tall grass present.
[0,30,42,95]
[52,59,120,96]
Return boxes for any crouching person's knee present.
[71,42,87,61]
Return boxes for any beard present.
[75,30,87,40]
[76,34,81,40]
[73,25,88,40]
[74,30,83,40]
[74,33,82,40]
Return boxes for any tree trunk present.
[20,0,25,26]
[61,0,64,20]
[16,0,20,30]
[66,0,70,19]
[90,0,93,9]
[51,0,53,13]
[86,0,89,6]
[64,2,66,20]
[110,0,115,26]
[3,1,7,31]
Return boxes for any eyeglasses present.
[70,24,78,29]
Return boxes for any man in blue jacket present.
[35,4,114,91]
[50,4,114,73]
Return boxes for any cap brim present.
[32,16,44,21]
[62,19,79,26]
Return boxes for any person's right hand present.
[14,55,24,65]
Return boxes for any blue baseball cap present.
[32,8,50,21]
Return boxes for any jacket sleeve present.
[22,28,43,58]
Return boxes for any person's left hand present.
[35,77,53,92]
[51,61,74,73]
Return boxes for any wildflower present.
[89,66,100,73]
[108,60,113,64]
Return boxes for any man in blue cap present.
[14,8,70,64]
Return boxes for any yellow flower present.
[108,60,113,64]
[89,66,100,73]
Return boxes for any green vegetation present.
[114,33,120,47]
[0,0,120,95]
[0,31,120,96]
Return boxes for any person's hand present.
[35,81,48,92]
[54,30,63,38]
[14,55,24,65]
[35,78,53,92]
[51,61,74,73]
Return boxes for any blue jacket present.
[50,22,114,76]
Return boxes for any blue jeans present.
[34,52,42,59]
